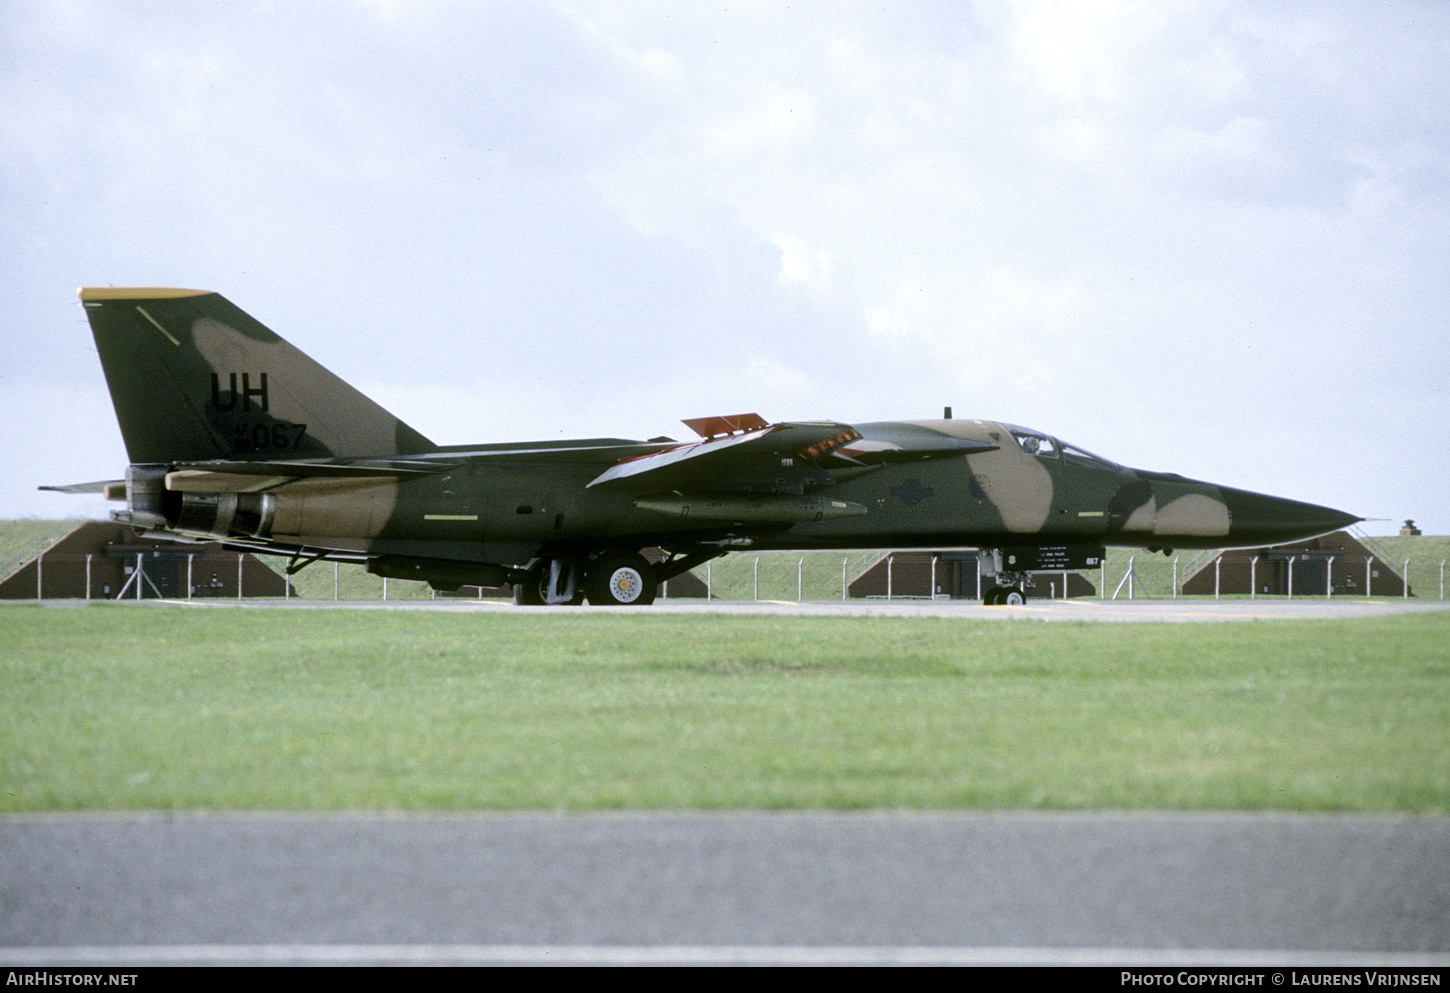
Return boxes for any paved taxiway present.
[102,595,1450,622]
[3,812,1447,966]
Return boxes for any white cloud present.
[768,232,832,292]
[1010,0,1164,103]
[2,0,1447,532]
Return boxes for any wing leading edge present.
[588,419,861,493]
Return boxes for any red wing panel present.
[681,413,769,439]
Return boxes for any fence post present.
[706,562,712,601]
[36,552,42,600]
[797,557,803,602]
[754,557,759,602]
[1326,556,1334,598]
[1287,556,1294,600]
[1366,556,1372,598]
[842,556,848,602]
[932,555,938,599]
[86,554,92,601]
[237,554,243,600]
[1250,557,1257,599]
[887,555,893,601]
[1172,556,1179,600]
[187,555,194,600]
[1403,559,1410,599]
[1214,556,1221,600]
[335,561,340,601]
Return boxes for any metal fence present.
[9,549,1447,602]
[1108,553,1443,601]
[13,551,294,601]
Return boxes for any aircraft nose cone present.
[1220,487,1362,545]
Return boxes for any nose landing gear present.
[983,584,1027,606]
[978,548,1028,605]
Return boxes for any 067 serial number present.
[233,422,308,451]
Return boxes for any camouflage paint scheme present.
[63,287,1360,605]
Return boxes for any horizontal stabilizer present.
[161,459,461,495]
[39,479,123,495]
[170,457,460,479]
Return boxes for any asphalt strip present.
[3,943,1449,967]
[58,596,1450,622]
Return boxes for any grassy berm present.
[2,605,1446,813]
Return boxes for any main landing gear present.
[513,547,719,607]
[516,552,658,606]
[513,557,586,606]
[583,550,657,606]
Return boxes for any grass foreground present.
[2,604,1447,813]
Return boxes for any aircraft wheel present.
[585,551,658,606]
[983,586,1004,605]
[514,558,585,605]
[513,561,548,605]
[1003,587,1027,606]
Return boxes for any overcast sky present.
[3,0,1446,535]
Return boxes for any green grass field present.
[3,604,1446,814]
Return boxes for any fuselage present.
[161,418,1355,568]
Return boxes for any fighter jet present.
[50,287,1360,605]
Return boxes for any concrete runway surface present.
[2,812,1447,966]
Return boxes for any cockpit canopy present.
[1003,424,1118,469]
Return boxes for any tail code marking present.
[210,373,271,412]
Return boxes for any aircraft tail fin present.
[78,287,435,464]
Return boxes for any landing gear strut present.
[978,549,1028,606]
[513,556,585,605]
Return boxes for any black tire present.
[514,558,585,606]
[585,551,658,606]
[984,586,1004,605]
[513,561,547,606]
